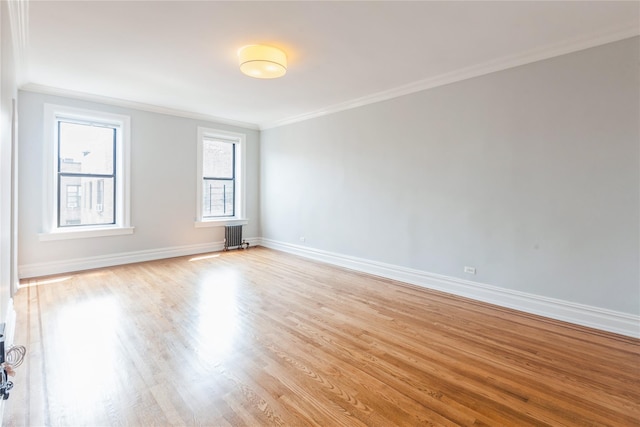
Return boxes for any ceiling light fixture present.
[238,45,287,79]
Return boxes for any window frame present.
[40,104,134,241]
[195,127,247,227]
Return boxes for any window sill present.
[194,218,248,228]
[39,226,135,241]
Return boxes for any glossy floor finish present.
[4,247,640,426]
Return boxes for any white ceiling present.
[19,1,640,129]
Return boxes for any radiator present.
[224,225,249,250]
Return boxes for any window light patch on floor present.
[189,253,221,262]
[20,276,74,288]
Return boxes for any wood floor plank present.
[3,247,639,426]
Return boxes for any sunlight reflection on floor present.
[195,269,240,363]
[54,297,120,409]
[19,276,73,288]
[189,253,220,262]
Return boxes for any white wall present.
[0,1,18,327]
[18,92,260,276]
[260,38,640,317]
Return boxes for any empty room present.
[0,1,638,426]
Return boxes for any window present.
[196,127,246,227]
[41,104,133,240]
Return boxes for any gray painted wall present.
[18,92,260,268]
[260,37,640,315]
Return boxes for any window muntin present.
[57,121,117,227]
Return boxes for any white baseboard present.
[18,241,226,279]
[244,237,261,247]
[15,237,640,338]
[259,238,640,339]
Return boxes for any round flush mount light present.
[238,45,287,79]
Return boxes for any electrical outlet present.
[464,266,476,275]
[299,236,306,243]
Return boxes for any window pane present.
[59,121,115,175]
[59,176,114,226]
[203,179,234,217]
[203,139,234,178]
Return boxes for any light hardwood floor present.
[3,247,639,426]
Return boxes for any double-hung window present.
[196,127,246,226]
[41,104,133,240]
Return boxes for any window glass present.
[203,179,234,217]
[59,122,114,175]
[57,121,117,227]
[203,139,234,178]
[202,138,235,218]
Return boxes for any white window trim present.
[39,104,133,241]
[195,127,247,227]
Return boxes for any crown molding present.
[13,18,638,133]
[259,26,639,130]
[19,83,261,131]
[7,0,29,86]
